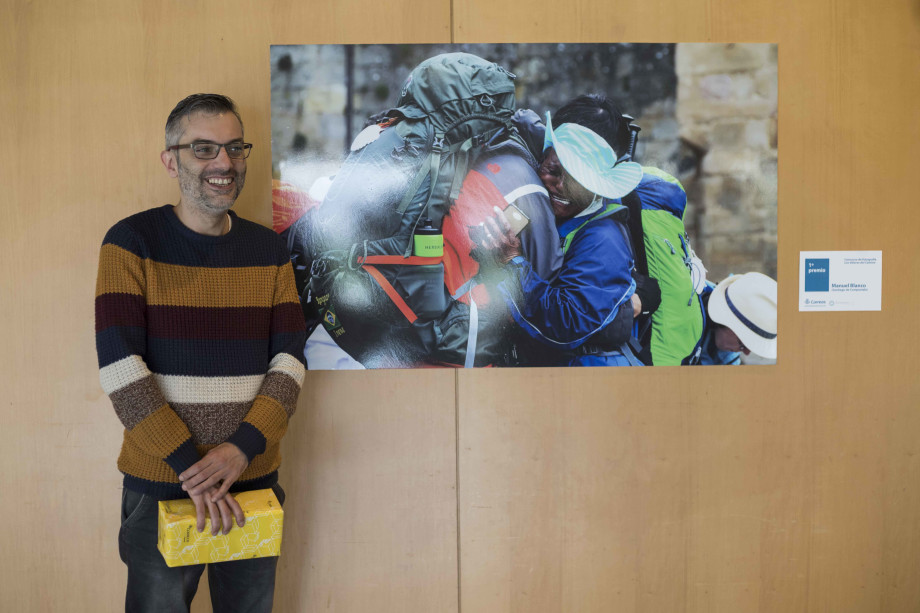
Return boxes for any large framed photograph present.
[271,43,777,369]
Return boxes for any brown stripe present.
[109,375,167,430]
[96,244,145,298]
[259,371,301,418]
[271,302,308,333]
[147,305,271,340]
[172,401,251,445]
[96,293,146,332]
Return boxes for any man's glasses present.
[167,141,253,160]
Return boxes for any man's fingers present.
[185,472,224,496]
[178,456,213,482]
[215,498,233,535]
[210,478,233,503]
[207,497,221,536]
[192,494,207,533]
[225,494,246,528]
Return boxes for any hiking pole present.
[623,114,641,162]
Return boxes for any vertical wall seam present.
[454,369,462,613]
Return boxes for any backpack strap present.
[621,191,648,276]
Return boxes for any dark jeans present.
[118,484,285,613]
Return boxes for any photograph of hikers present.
[270,43,777,369]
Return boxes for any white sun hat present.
[543,111,643,200]
[708,272,778,359]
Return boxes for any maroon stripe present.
[96,293,146,332]
[147,305,274,340]
[271,302,307,333]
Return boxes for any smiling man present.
[95,94,306,612]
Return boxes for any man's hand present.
[631,293,642,318]
[190,487,246,535]
[480,206,522,264]
[179,443,248,502]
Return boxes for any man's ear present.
[161,149,179,178]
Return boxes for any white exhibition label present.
[799,251,882,311]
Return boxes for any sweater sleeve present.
[95,224,201,476]
[226,258,307,462]
[498,219,636,350]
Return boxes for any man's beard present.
[177,160,245,215]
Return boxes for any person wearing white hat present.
[479,98,645,366]
[699,272,777,365]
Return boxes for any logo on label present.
[323,309,338,329]
[805,258,830,292]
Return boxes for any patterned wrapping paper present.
[157,488,283,567]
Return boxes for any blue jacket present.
[499,206,636,360]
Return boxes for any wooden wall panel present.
[0,1,453,612]
[275,369,458,613]
[1,0,918,611]
[455,0,920,612]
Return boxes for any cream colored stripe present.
[100,355,151,394]
[153,373,265,404]
[268,352,306,387]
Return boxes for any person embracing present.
[479,97,644,366]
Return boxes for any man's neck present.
[173,202,231,236]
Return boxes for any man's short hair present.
[553,94,630,157]
[165,94,243,148]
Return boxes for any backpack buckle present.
[478,94,494,108]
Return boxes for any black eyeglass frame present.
[167,141,253,160]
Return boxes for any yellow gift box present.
[157,488,283,567]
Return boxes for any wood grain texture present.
[1,0,919,611]
[454,0,920,611]
[0,1,452,612]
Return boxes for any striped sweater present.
[95,205,307,499]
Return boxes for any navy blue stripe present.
[268,331,308,365]
[122,470,278,501]
[163,438,201,477]
[725,286,776,339]
[103,206,287,268]
[96,326,147,368]
[145,338,272,376]
[227,422,268,462]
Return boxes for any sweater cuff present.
[227,422,267,462]
[164,438,201,477]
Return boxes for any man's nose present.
[211,145,235,168]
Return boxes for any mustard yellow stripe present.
[146,261,279,308]
[125,404,193,458]
[96,243,145,298]
[273,263,300,307]
[245,395,290,445]
[118,440,281,483]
